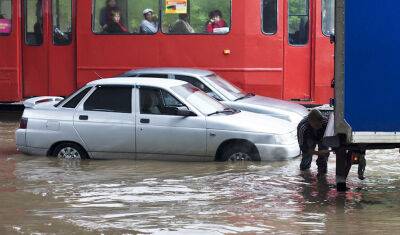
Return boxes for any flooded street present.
[1,112,400,234]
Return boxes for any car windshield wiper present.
[207,108,238,116]
[234,93,255,101]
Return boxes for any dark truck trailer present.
[324,0,400,191]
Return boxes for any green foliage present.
[288,0,308,34]
[0,0,12,18]
[53,0,72,32]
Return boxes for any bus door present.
[22,0,75,97]
[283,0,312,101]
[0,0,21,101]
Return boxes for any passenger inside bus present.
[33,0,43,44]
[0,14,11,34]
[205,10,228,34]
[170,14,194,34]
[99,0,121,30]
[103,10,128,34]
[289,18,309,45]
[140,8,158,34]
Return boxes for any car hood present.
[238,95,308,116]
[206,111,296,135]
[222,95,308,123]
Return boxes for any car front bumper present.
[255,142,300,161]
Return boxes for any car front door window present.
[140,87,188,116]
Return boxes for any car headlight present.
[275,131,298,145]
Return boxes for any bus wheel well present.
[215,139,260,161]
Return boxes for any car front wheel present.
[220,144,260,162]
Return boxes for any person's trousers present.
[300,140,329,173]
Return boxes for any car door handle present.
[79,115,88,120]
[140,118,150,124]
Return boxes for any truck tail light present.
[19,118,28,129]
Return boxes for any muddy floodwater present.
[1,111,400,234]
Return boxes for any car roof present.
[87,77,187,88]
[122,67,215,77]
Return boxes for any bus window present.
[25,0,43,45]
[0,0,12,35]
[288,0,309,45]
[322,0,334,36]
[92,0,159,34]
[52,0,72,45]
[161,0,231,34]
[262,0,277,35]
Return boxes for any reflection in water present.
[1,113,400,234]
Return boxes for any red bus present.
[0,0,334,104]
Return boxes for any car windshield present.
[172,83,227,115]
[205,74,246,100]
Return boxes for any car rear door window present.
[84,86,132,113]
[63,87,92,108]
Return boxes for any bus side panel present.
[241,0,283,99]
[344,1,400,132]
[313,0,334,104]
[48,0,76,96]
[0,1,21,102]
[76,0,285,100]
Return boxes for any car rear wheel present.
[220,144,260,162]
[53,143,88,160]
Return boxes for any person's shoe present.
[336,182,349,192]
[317,171,326,178]
[300,167,311,171]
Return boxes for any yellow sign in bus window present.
[165,0,188,14]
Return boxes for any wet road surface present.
[1,111,400,234]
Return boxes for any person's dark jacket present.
[297,116,328,153]
[103,22,128,34]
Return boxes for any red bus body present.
[0,0,333,104]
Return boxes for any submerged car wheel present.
[53,143,88,160]
[221,144,260,162]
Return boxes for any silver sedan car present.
[120,68,309,123]
[16,77,300,161]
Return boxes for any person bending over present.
[297,109,331,175]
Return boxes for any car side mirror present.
[175,106,196,117]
